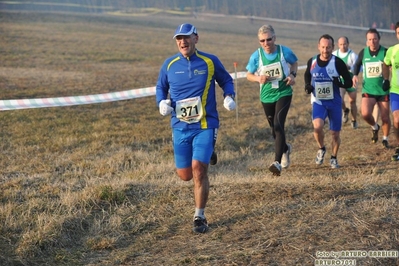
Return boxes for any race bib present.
[176,96,203,124]
[259,62,283,82]
[365,61,382,78]
[315,81,333,100]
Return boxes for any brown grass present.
[1,10,399,266]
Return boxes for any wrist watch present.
[290,71,297,78]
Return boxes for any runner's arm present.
[335,57,353,89]
[352,49,364,75]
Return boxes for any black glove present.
[332,76,344,88]
[382,79,390,92]
[305,84,314,94]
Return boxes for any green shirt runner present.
[383,44,399,95]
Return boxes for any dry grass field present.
[1,10,399,266]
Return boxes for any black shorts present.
[361,93,389,102]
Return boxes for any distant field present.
[1,10,399,266]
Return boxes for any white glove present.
[223,96,236,111]
[159,99,173,116]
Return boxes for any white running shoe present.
[330,158,340,169]
[315,148,326,165]
[268,161,282,176]
[281,143,292,169]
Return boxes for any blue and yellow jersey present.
[156,50,235,129]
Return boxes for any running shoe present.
[268,161,282,176]
[351,120,358,129]
[193,216,208,233]
[210,151,217,165]
[330,158,340,169]
[315,148,326,165]
[281,143,292,169]
[371,124,380,143]
[382,140,389,149]
[343,108,349,123]
[392,147,399,161]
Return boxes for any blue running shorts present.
[312,102,342,131]
[390,92,399,112]
[172,128,216,169]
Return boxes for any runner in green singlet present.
[352,28,390,148]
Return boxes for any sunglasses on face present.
[259,37,274,43]
[175,35,192,40]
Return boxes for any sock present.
[194,208,205,219]
[372,123,379,130]
[320,146,326,151]
[331,155,337,159]
[383,136,388,141]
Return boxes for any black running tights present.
[261,95,292,163]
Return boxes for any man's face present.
[338,38,349,53]
[175,34,198,58]
[318,37,334,61]
[366,32,380,51]
[258,33,275,52]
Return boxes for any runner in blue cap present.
[156,23,236,233]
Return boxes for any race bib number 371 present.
[176,96,203,124]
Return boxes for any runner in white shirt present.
[332,36,358,128]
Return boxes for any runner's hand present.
[223,96,236,111]
[382,79,390,91]
[332,76,344,88]
[159,99,173,116]
[304,84,314,94]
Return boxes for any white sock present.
[194,208,205,219]
[372,124,379,130]
[383,136,388,140]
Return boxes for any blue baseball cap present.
[173,23,197,39]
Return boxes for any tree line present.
[98,0,397,29]
[4,0,398,29]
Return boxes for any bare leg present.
[313,118,325,148]
[176,161,209,209]
[340,88,347,112]
[378,101,391,139]
[362,98,378,126]
[192,160,209,209]
[348,91,357,121]
[372,103,380,124]
[393,110,399,147]
[331,130,341,157]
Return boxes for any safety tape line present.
[1,66,305,111]
[0,87,156,111]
